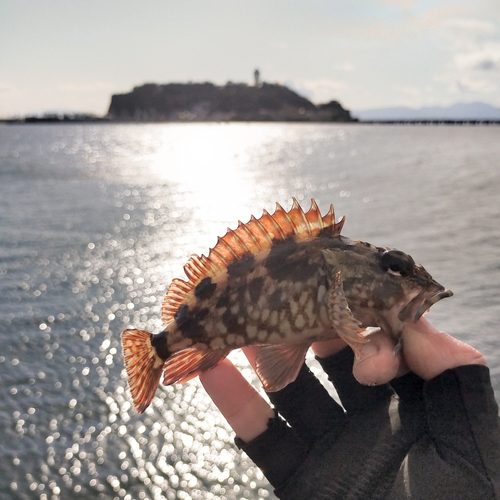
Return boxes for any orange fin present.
[161,199,345,323]
[122,329,164,413]
[162,348,231,385]
[327,272,369,359]
[255,343,310,392]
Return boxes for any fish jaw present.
[398,282,453,323]
[414,289,453,321]
[362,282,453,341]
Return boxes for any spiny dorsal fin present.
[161,198,345,323]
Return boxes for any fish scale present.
[122,199,452,413]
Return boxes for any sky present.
[1,0,500,118]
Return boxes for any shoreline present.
[2,118,499,125]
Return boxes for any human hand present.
[320,316,486,384]
[200,319,499,499]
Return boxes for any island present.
[106,81,356,122]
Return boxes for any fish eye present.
[380,250,414,278]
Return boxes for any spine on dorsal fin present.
[184,254,214,281]
[161,278,193,322]
[161,198,345,323]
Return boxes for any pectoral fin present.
[327,271,369,358]
[255,343,310,392]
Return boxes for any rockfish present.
[122,199,452,412]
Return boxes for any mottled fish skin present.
[162,237,335,353]
[121,199,452,413]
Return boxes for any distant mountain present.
[353,102,500,121]
[107,82,355,122]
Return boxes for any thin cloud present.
[390,84,423,97]
[444,18,497,37]
[0,82,19,94]
[56,81,118,93]
[453,76,497,94]
[454,45,500,72]
[295,79,349,104]
[433,16,500,99]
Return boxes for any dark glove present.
[235,348,500,500]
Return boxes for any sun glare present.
[148,124,288,225]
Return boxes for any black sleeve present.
[235,363,345,489]
[236,350,401,499]
[235,356,500,500]
[388,365,500,500]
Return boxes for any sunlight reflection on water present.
[1,123,499,499]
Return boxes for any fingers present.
[402,317,486,381]
[315,344,394,413]
[313,330,406,387]
[311,337,348,358]
[266,364,346,446]
[199,358,275,443]
[201,318,485,447]
[339,318,486,388]
[352,330,407,385]
[201,356,309,489]
[243,347,346,445]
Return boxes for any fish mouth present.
[414,289,453,321]
[399,286,453,323]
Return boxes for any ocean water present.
[0,123,499,500]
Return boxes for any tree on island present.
[106,78,354,123]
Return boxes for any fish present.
[122,199,452,413]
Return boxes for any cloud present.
[442,17,498,52]
[56,81,118,93]
[292,79,349,104]
[454,76,497,94]
[453,44,500,72]
[0,82,20,94]
[390,84,423,97]
[474,60,498,71]
[413,6,474,29]
[434,17,500,98]
[434,72,497,95]
[444,18,497,38]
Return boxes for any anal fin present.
[162,347,232,385]
[327,272,369,358]
[255,343,310,392]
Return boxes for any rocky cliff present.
[107,82,354,122]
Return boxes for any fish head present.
[322,242,453,339]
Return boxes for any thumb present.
[402,318,486,381]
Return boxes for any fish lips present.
[398,286,453,323]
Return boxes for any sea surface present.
[1,123,499,500]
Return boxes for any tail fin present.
[121,329,163,413]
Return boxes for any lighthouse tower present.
[254,69,261,87]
